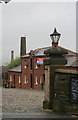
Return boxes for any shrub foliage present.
[6,57,21,70]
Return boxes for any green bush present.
[6,57,21,70]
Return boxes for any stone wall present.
[53,69,78,113]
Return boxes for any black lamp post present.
[50,28,61,46]
[43,29,68,110]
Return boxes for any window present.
[25,60,26,65]
[40,75,42,84]
[19,75,21,84]
[35,59,38,69]
[30,58,32,70]
[10,75,12,82]
[24,60,27,69]
[35,75,38,85]
[24,75,27,84]
[35,62,38,69]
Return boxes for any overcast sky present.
[1,1,76,65]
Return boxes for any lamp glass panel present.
[51,35,60,43]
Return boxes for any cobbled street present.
[2,88,72,119]
[2,88,45,113]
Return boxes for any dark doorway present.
[30,74,32,88]
[43,74,45,89]
[30,58,32,70]
[14,75,15,88]
[43,74,45,82]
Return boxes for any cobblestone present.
[2,88,44,113]
[2,88,72,118]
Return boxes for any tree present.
[6,57,21,70]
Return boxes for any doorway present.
[43,74,45,82]
[30,74,32,88]
[14,75,15,88]
[43,74,45,89]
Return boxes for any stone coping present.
[55,68,78,75]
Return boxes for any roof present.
[65,57,78,67]
[22,46,51,58]
[21,45,78,67]
[22,45,78,58]
[8,65,21,72]
[21,54,30,58]
[71,59,78,67]
[34,46,78,56]
[11,45,78,70]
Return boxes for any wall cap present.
[55,68,78,75]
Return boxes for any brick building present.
[8,65,21,88]
[8,46,78,89]
[8,29,78,89]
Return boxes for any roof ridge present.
[33,45,78,55]
[58,46,78,54]
[33,46,52,52]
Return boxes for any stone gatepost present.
[43,46,68,109]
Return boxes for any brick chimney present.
[11,50,14,62]
[20,37,26,56]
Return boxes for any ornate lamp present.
[50,28,61,46]
[0,0,11,4]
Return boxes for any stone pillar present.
[11,50,14,62]
[43,46,68,109]
[20,37,26,56]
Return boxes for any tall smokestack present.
[20,37,26,56]
[11,50,14,62]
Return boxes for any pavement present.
[2,88,77,119]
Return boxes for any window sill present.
[35,68,38,70]
[24,66,27,69]
[35,83,38,86]
[24,81,28,84]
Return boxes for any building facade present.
[8,29,78,89]
[8,45,78,89]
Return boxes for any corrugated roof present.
[9,65,21,72]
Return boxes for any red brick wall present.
[8,72,21,88]
[21,57,31,89]
[33,57,45,89]
[21,56,45,89]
